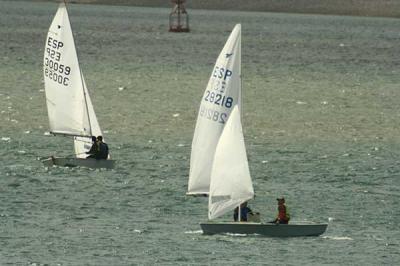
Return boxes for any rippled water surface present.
[0,1,399,265]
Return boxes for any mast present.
[240,26,242,119]
[63,0,93,137]
[80,70,93,136]
[237,28,243,223]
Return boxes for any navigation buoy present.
[169,0,189,32]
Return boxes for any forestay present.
[188,24,242,195]
[43,3,91,137]
[208,106,254,220]
[74,75,104,158]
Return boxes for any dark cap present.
[276,197,285,202]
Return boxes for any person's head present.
[91,136,96,142]
[240,201,248,208]
[97,136,103,142]
[277,198,285,205]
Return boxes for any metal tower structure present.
[169,0,189,32]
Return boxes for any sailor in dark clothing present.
[96,135,109,160]
[233,202,253,222]
[86,136,98,159]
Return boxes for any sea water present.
[0,1,399,264]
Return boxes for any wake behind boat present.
[41,2,115,169]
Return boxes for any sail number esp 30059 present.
[44,37,71,86]
[199,66,235,124]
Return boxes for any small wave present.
[225,233,248,237]
[323,236,353,241]
[184,230,203,234]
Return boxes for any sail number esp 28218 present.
[44,37,71,86]
[199,66,235,124]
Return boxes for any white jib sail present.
[74,75,105,158]
[188,24,242,195]
[208,105,254,220]
[43,3,91,137]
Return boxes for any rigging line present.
[80,70,93,136]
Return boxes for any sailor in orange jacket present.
[272,197,290,224]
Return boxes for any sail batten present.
[188,24,242,195]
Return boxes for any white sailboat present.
[188,24,242,196]
[200,106,327,236]
[190,24,327,236]
[41,2,115,169]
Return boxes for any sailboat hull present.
[200,222,327,237]
[42,157,115,169]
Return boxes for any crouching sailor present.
[96,135,109,160]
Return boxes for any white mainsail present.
[188,24,242,195]
[208,105,254,220]
[44,3,90,137]
[44,3,106,158]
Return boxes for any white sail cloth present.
[74,76,103,158]
[44,3,106,158]
[44,3,90,137]
[208,106,254,220]
[188,24,242,195]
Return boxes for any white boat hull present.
[200,222,328,237]
[42,157,115,169]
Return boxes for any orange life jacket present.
[278,205,290,221]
